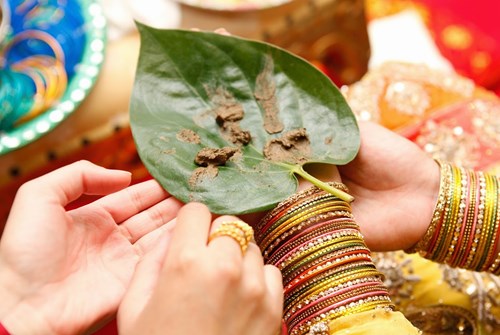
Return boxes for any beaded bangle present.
[412,161,500,273]
[482,175,500,268]
[256,183,393,335]
[489,251,500,275]
[487,175,500,275]
[409,161,452,253]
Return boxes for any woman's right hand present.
[118,202,284,335]
[338,121,441,252]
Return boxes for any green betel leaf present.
[130,24,360,215]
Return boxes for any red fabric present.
[94,320,118,335]
[417,0,500,41]
[0,323,10,335]
[415,0,500,92]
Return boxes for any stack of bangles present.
[0,29,68,129]
[408,160,500,274]
[255,182,394,335]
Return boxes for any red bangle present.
[0,323,10,335]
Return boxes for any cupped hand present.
[242,122,438,252]
[338,121,440,251]
[0,160,182,335]
[118,202,283,335]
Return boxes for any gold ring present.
[208,221,254,254]
[221,221,254,243]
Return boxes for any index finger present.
[15,160,131,208]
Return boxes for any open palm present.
[0,161,182,334]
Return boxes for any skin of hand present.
[0,160,183,335]
[338,121,440,252]
[118,202,284,335]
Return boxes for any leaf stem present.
[292,165,354,203]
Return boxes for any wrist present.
[0,264,55,335]
[0,258,24,319]
[1,301,53,335]
[405,158,441,252]
[422,158,441,232]
[0,260,96,335]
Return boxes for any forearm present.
[0,256,23,320]
[0,258,54,335]
[255,183,420,335]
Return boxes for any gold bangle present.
[258,182,349,232]
[408,160,451,254]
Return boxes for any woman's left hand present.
[0,160,182,335]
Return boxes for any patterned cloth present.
[344,60,500,334]
[366,0,500,95]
